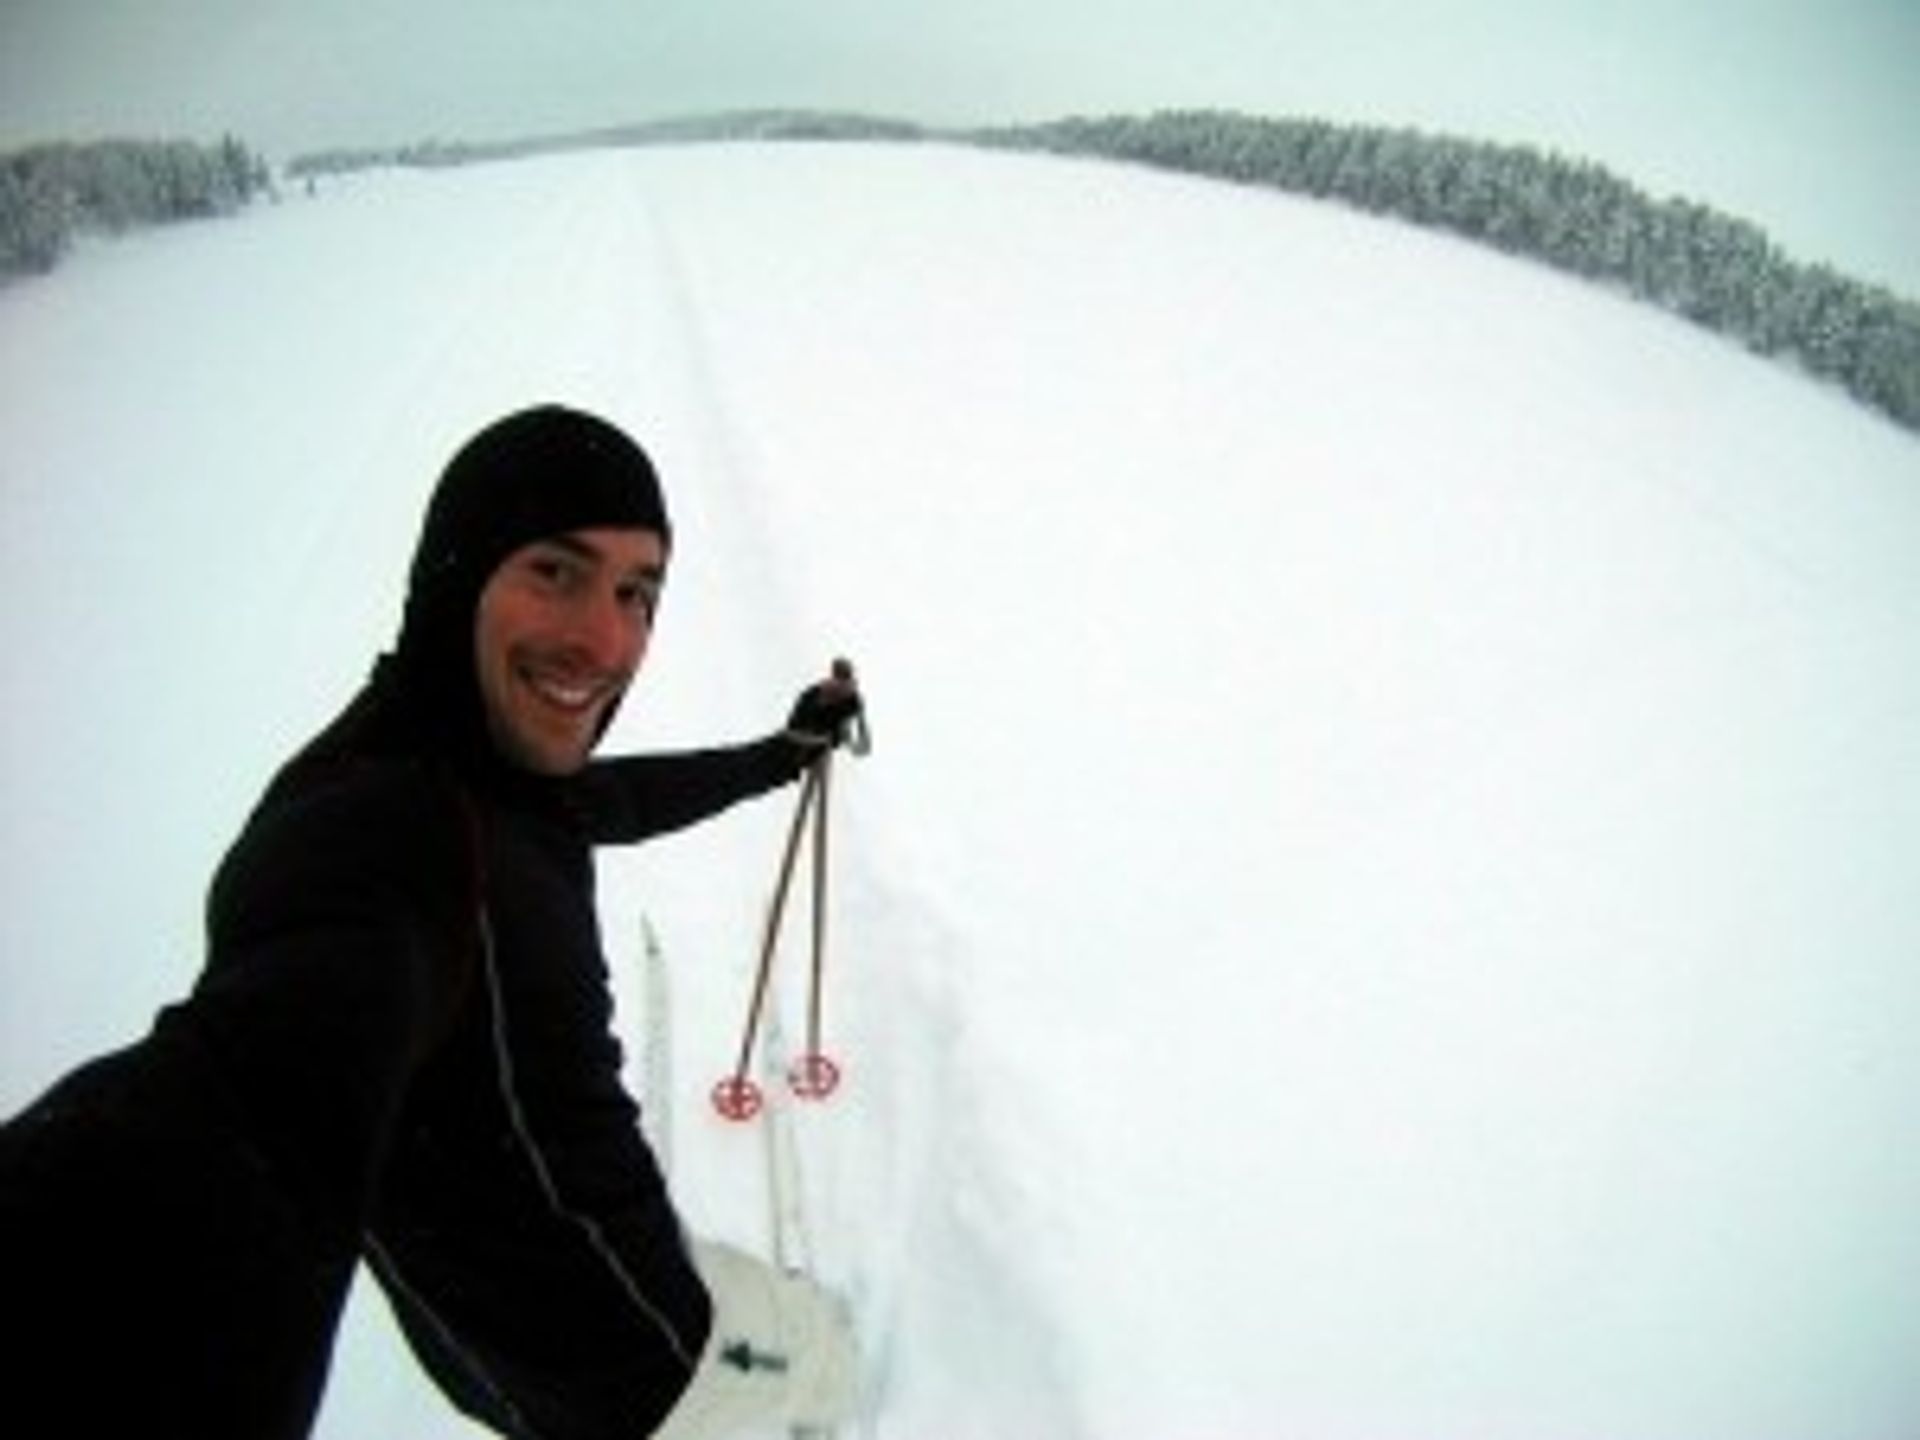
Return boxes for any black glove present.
[785,665,866,752]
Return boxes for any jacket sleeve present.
[572,734,809,845]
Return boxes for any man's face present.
[473,526,667,775]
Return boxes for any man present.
[0,405,862,1437]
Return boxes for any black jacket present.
[0,664,807,1439]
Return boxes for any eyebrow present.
[541,531,666,581]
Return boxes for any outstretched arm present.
[577,667,866,845]
[574,736,811,845]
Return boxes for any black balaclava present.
[384,404,671,773]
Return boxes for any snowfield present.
[3,142,1918,1439]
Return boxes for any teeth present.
[526,672,603,712]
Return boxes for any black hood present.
[381,404,672,778]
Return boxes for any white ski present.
[759,1006,837,1440]
[639,914,674,1176]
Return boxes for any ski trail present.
[766,877,1096,1440]
[618,171,825,691]
[625,165,1095,1438]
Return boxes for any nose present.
[569,585,645,673]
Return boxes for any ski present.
[639,914,675,1176]
[759,1006,840,1440]
[759,1005,818,1278]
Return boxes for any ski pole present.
[711,663,866,1123]
[712,760,822,1121]
[788,751,839,1100]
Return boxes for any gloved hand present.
[652,1240,858,1440]
[784,660,867,753]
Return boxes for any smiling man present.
[473,526,667,775]
[0,404,862,1438]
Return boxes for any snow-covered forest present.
[0,134,270,276]
[981,111,1920,432]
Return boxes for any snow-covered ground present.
[3,142,1917,1439]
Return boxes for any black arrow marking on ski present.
[720,1339,792,1375]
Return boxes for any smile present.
[520,665,619,716]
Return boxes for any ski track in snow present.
[3,142,1918,1440]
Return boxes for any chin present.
[528,742,595,777]
[490,721,597,777]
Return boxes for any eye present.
[525,551,584,591]
[616,576,662,620]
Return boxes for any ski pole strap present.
[835,657,872,757]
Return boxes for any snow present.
[3,142,1918,1439]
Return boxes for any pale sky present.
[1,0,1915,293]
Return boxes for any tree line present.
[1,136,271,279]
[283,106,1920,435]
[5,112,1913,435]
[286,110,923,181]
[967,111,1919,434]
